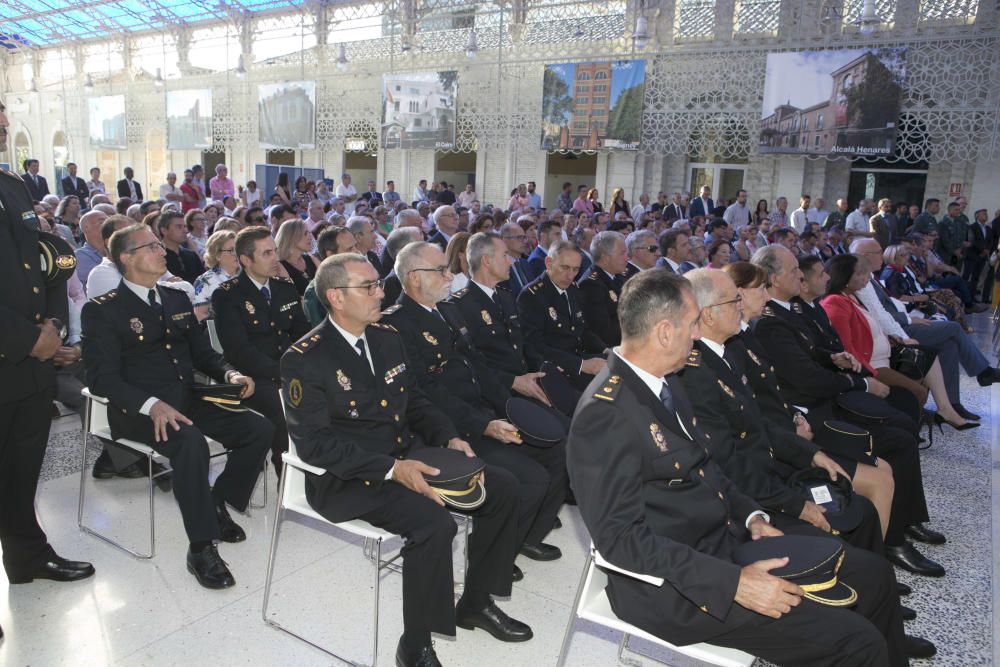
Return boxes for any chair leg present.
[555,552,595,667]
[617,633,644,667]
[371,537,383,667]
[77,398,93,529]
[147,452,156,558]
[262,470,290,624]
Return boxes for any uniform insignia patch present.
[609,291,618,303]
[746,349,761,365]
[548,307,558,321]
[609,375,620,384]
[422,331,438,345]
[481,310,492,325]
[129,317,143,334]
[650,423,668,451]
[384,363,406,384]
[762,306,775,317]
[171,312,188,321]
[245,301,255,315]
[280,301,296,312]
[718,380,735,398]
[288,379,303,407]
[56,255,76,270]
[337,369,352,391]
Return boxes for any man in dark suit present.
[281,253,531,666]
[61,162,90,205]
[655,228,689,274]
[664,193,687,221]
[687,185,714,220]
[0,135,94,588]
[116,166,143,202]
[347,216,384,275]
[963,208,993,299]
[517,240,607,389]
[382,241,565,568]
[81,224,271,589]
[623,229,659,280]
[521,219,562,284]
[749,245,944,577]
[577,231,627,348]
[426,205,459,251]
[498,221,531,296]
[157,211,204,283]
[212,227,311,471]
[21,158,49,201]
[567,269,909,666]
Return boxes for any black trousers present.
[113,399,272,543]
[241,378,287,471]
[473,436,565,547]
[356,463,519,639]
[55,360,87,425]
[0,387,58,577]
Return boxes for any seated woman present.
[275,218,320,295]
[724,261,895,538]
[733,223,758,261]
[906,234,975,329]
[884,242,965,325]
[706,239,731,268]
[445,232,472,294]
[821,254,977,432]
[192,230,239,321]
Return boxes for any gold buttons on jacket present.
[380,399,388,407]
[33,287,40,294]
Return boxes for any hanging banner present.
[541,60,646,151]
[259,81,316,150]
[759,48,907,157]
[88,95,127,149]
[167,89,213,149]
[381,71,457,150]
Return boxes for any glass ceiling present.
[0,0,305,50]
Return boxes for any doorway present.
[848,168,927,210]
[435,151,476,192]
[345,151,378,194]
[545,152,598,210]
[688,163,746,205]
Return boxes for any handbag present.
[889,343,936,381]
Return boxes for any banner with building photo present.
[88,95,127,149]
[541,60,646,151]
[759,48,907,157]
[381,71,457,150]
[167,89,213,149]
[258,81,316,150]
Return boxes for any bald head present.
[80,210,110,252]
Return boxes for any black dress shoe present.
[897,581,911,596]
[215,501,246,543]
[905,635,937,659]
[977,366,1000,386]
[395,636,441,667]
[886,543,945,577]
[519,542,562,561]
[900,605,916,621]
[8,555,96,584]
[905,523,946,545]
[954,403,981,421]
[186,545,235,589]
[456,600,533,642]
[512,564,524,582]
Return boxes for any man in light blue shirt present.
[75,210,108,290]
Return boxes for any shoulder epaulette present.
[761,305,776,317]
[290,332,323,354]
[90,290,119,304]
[526,281,541,294]
[452,287,469,298]
[218,277,238,291]
[381,304,402,316]
[592,373,624,402]
[586,270,599,281]
[274,276,295,285]
[369,321,399,333]
[686,349,701,367]
[0,168,24,183]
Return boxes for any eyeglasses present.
[248,217,264,223]
[640,245,660,253]
[128,240,165,254]
[707,294,743,309]
[332,278,384,295]
[411,266,450,276]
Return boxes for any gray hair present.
[750,244,787,278]
[215,163,227,174]
[93,203,116,215]
[467,232,501,273]
[618,269,691,340]
[548,239,580,262]
[591,230,625,263]
[849,237,879,253]
[625,230,657,258]
[684,268,726,310]
[395,209,423,228]
[394,241,435,286]
[500,221,523,237]
[432,205,455,225]
[515,215,536,227]
[107,223,147,274]
[42,194,60,208]
[274,218,307,262]
[126,203,142,220]
[166,171,176,179]
[346,215,372,235]
[385,227,422,259]
[314,252,369,314]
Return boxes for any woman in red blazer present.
[819,255,975,431]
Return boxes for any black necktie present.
[148,288,162,317]
[658,382,675,415]
[355,339,372,374]
[491,290,503,313]
[260,285,271,303]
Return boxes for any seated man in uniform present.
[81,224,272,590]
[382,241,565,573]
[517,240,607,389]
[280,253,532,667]
[211,227,311,474]
[568,269,909,666]
[577,231,629,348]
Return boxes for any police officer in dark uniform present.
[517,239,607,390]
[280,253,531,667]
[81,224,272,590]
[382,241,564,568]
[0,100,95,592]
[577,231,628,349]
[211,227,310,471]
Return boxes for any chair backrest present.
[579,551,608,615]
[206,319,224,354]
[82,387,110,435]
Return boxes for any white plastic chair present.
[77,388,267,559]
[262,433,471,666]
[556,546,756,667]
[205,318,224,354]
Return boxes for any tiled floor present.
[1,314,996,666]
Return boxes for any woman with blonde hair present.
[192,230,239,320]
[275,218,320,295]
[609,187,629,218]
[445,231,472,294]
